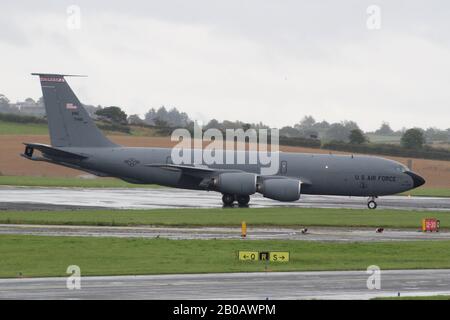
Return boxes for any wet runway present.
[1,186,450,211]
[1,269,449,299]
[0,224,448,242]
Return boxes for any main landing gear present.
[222,193,250,207]
[367,196,378,210]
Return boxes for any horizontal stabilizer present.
[31,73,87,78]
[22,143,88,160]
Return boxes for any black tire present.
[367,200,377,210]
[222,193,235,206]
[236,195,250,206]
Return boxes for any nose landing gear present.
[367,196,378,209]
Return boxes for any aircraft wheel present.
[367,200,377,210]
[222,193,235,206]
[236,195,250,206]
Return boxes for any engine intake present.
[214,172,257,195]
[258,178,301,202]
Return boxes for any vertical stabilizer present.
[32,73,117,148]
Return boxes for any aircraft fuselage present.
[56,146,423,197]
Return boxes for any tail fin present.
[32,73,118,148]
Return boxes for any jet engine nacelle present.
[258,178,301,201]
[215,172,257,195]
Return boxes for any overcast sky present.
[1,0,449,131]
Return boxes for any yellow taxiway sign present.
[269,251,290,262]
[238,251,259,261]
[238,251,290,262]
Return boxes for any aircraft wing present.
[145,164,251,190]
[145,163,311,183]
[145,164,241,175]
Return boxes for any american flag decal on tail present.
[66,103,77,110]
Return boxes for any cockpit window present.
[395,165,408,173]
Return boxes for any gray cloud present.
[1,0,450,131]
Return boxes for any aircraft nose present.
[405,171,425,188]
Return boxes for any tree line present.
[1,92,448,150]
[91,106,437,150]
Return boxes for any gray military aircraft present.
[22,73,425,209]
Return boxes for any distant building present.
[1,94,101,120]
[0,104,20,114]
[8,98,45,117]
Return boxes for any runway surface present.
[1,269,449,299]
[1,186,450,211]
[0,224,448,242]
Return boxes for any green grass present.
[0,176,160,188]
[129,126,160,137]
[0,119,161,137]
[366,133,401,144]
[0,120,48,135]
[1,207,449,229]
[1,235,450,278]
[401,187,450,198]
[373,295,450,300]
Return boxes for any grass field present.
[365,133,401,144]
[0,120,48,135]
[402,187,450,198]
[1,235,450,278]
[1,207,449,229]
[0,176,159,188]
[0,120,159,137]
